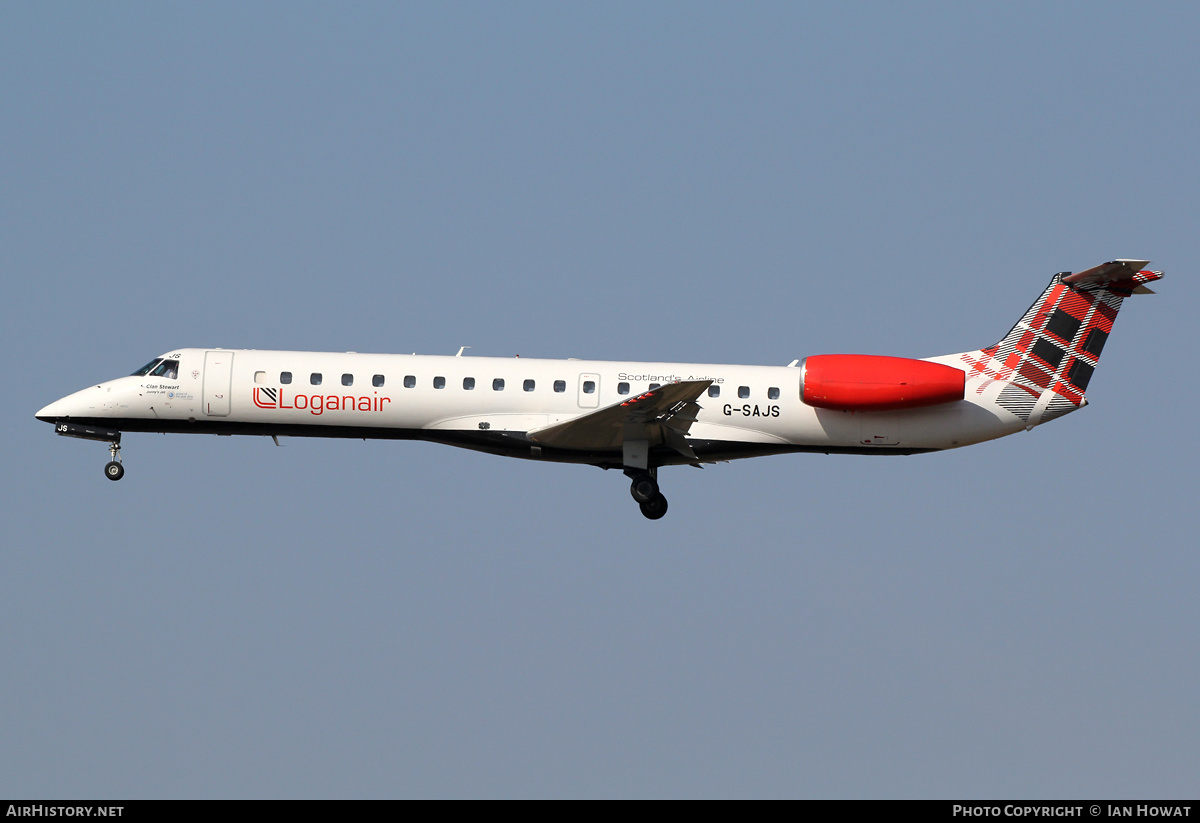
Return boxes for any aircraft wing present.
[528,379,713,459]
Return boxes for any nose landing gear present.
[52,423,126,482]
[627,470,668,520]
[104,441,124,481]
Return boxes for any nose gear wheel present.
[104,441,124,481]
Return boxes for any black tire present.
[639,492,668,520]
[104,461,124,481]
[630,474,659,503]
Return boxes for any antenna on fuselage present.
[456,346,471,357]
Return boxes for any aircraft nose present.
[36,385,102,423]
[36,397,70,422]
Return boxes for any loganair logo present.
[253,386,392,416]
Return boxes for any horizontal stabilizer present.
[1062,259,1161,293]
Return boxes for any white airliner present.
[37,260,1161,518]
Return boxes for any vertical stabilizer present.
[959,261,1162,427]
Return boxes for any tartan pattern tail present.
[959,263,1162,425]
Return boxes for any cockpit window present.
[132,359,160,376]
[150,360,179,379]
[132,358,179,379]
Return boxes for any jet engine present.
[800,354,965,412]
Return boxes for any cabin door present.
[203,351,234,417]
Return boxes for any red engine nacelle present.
[800,354,965,412]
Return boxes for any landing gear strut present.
[104,441,124,481]
[627,470,668,520]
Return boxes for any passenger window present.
[281,372,292,385]
[738,386,749,399]
[493,378,505,391]
[254,371,267,385]
[373,374,385,388]
[554,380,566,393]
[618,382,630,395]
[311,373,323,386]
[342,373,353,387]
[524,379,535,392]
[463,377,475,390]
[404,375,416,388]
[434,376,446,389]
[649,383,661,390]
[583,380,596,394]
[708,385,720,398]
[768,387,780,400]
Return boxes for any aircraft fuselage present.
[36,261,1164,518]
[37,348,1010,467]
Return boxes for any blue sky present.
[3,2,1197,798]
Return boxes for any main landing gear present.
[627,470,668,520]
[104,441,124,481]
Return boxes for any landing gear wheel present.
[104,461,125,481]
[639,492,668,520]
[630,474,659,504]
